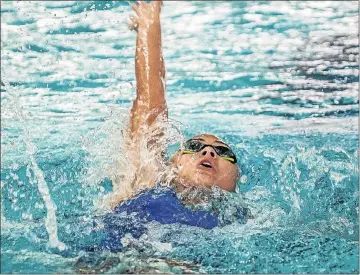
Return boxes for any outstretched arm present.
[105,1,167,208]
[129,1,167,142]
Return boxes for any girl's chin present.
[176,170,216,188]
[193,173,216,187]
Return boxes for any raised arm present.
[129,1,167,142]
[104,1,167,208]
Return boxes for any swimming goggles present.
[182,139,237,164]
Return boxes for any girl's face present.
[174,134,239,192]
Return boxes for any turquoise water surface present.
[1,1,359,273]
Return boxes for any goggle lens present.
[183,139,237,164]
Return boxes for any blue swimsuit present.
[100,185,219,252]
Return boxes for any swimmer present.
[84,1,251,255]
[124,0,240,198]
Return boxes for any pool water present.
[1,1,359,273]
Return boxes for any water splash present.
[1,71,66,251]
[80,97,183,211]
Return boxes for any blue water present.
[1,1,359,273]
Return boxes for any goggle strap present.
[183,150,195,155]
[221,156,235,163]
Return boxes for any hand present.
[129,0,163,32]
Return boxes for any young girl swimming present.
[113,0,240,204]
[80,0,250,256]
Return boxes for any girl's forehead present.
[192,134,217,141]
[191,134,226,145]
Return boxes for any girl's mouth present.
[201,162,212,168]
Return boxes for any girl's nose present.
[200,146,215,158]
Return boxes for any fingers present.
[129,0,162,31]
[132,1,148,15]
[137,1,147,8]
[128,14,139,31]
[150,0,163,12]
[134,0,162,10]
[131,3,139,13]
[153,0,163,7]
